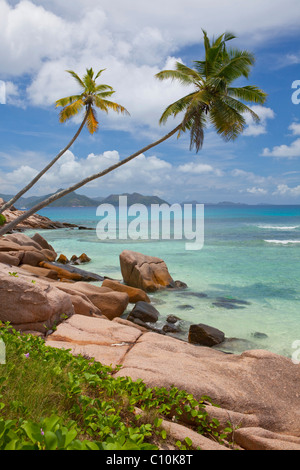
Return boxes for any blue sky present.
[0,0,300,204]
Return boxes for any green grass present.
[0,321,233,450]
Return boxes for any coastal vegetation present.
[0,30,266,236]
[0,322,233,450]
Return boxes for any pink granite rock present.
[0,264,74,333]
[119,250,174,292]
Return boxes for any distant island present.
[0,191,168,209]
[0,191,100,209]
[1,192,292,209]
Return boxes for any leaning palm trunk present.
[0,104,91,214]
[0,124,182,236]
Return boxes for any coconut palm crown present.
[156,30,267,152]
[55,67,129,134]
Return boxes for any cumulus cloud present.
[289,122,300,135]
[246,187,268,195]
[178,162,223,176]
[273,184,300,197]
[0,0,297,136]
[0,149,175,196]
[262,138,300,158]
[243,106,275,137]
[261,121,300,158]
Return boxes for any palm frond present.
[86,106,99,134]
[189,114,206,152]
[96,97,130,116]
[202,29,211,53]
[209,98,246,141]
[95,84,114,93]
[159,92,197,124]
[228,85,267,105]
[94,69,106,80]
[222,95,261,122]
[155,69,196,86]
[214,49,255,82]
[175,62,203,82]
[65,70,85,89]
[55,94,83,108]
[58,99,84,123]
[223,32,236,43]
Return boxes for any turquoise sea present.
[29,204,300,358]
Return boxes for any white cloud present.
[262,138,300,158]
[246,187,268,195]
[0,164,37,190]
[0,0,297,137]
[0,149,174,196]
[273,184,300,197]
[262,122,300,158]
[289,122,300,135]
[231,168,266,185]
[178,162,223,176]
[26,0,300,47]
[243,106,275,137]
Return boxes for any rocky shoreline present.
[0,197,93,232]
[0,228,300,450]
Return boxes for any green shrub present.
[0,322,231,450]
[0,214,6,226]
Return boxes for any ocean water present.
[28,205,300,358]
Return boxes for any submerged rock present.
[177,291,208,299]
[188,323,225,347]
[162,322,181,334]
[166,314,181,324]
[128,301,160,323]
[57,254,69,264]
[212,296,250,309]
[212,301,246,310]
[176,304,194,310]
[252,331,269,339]
[70,253,91,265]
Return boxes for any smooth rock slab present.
[102,279,151,303]
[114,334,300,436]
[54,282,129,320]
[234,427,300,450]
[46,314,143,368]
[45,315,300,442]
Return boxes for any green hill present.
[101,192,169,206]
[1,191,168,208]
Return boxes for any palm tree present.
[0,32,267,236]
[155,30,267,152]
[0,68,129,214]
